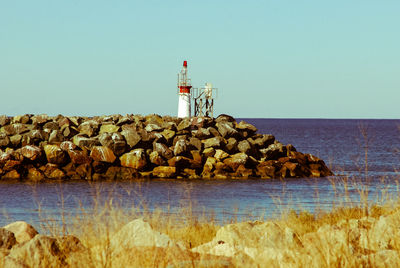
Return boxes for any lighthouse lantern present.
[177,61,192,118]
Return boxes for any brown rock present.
[78,120,99,137]
[167,156,191,170]
[3,160,21,171]
[188,137,202,151]
[202,147,216,158]
[260,142,286,160]
[256,161,276,178]
[208,127,221,137]
[149,151,166,166]
[0,133,10,147]
[12,114,31,124]
[192,128,211,139]
[161,129,175,144]
[61,126,78,138]
[190,150,202,169]
[99,124,120,134]
[215,114,235,123]
[216,121,238,138]
[20,145,42,161]
[225,137,238,154]
[72,135,100,150]
[2,170,20,180]
[238,140,252,154]
[0,115,11,126]
[223,153,248,171]
[43,121,60,131]
[183,168,199,179]
[98,132,127,156]
[234,164,253,178]
[201,157,217,178]
[152,166,176,178]
[60,141,77,151]
[153,142,173,159]
[235,120,258,133]
[281,161,299,178]
[9,134,22,147]
[76,164,92,179]
[27,167,45,182]
[31,114,49,125]
[41,164,66,180]
[173,139,189,156]
[177,119,191,131]
[120,149,147,170]
[2,123,32,136]
[44,144,68,165]
[68,150,91,165]
[90,146,116,163]
[121,129,141,148]
[214,149,230,161]
[105,166,137,180]
[203,136,223,149]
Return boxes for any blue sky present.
[0,1,399,118]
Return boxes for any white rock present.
[3,221,38,244]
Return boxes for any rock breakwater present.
[0,114,333,181]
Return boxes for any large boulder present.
[0,115,11,126]
[153,142,173,160]
[193,221,298,264]
[72,135,100,150]
[110,218,179,250]
[43,145,68,165]
[173,139,189,156]
[149,151,166,166]
[177,118,191,132]
[0,133,10,147]
[260,142,286,160]
[90,146,116,163]
[223,153,248,171]
[237,140,252,154]
[161,129,175,144]
[27,167,45,181]
[98,132,126,156]
[78,120,99,137]
[1,124,32,136]
[235,120,257,133]
[12,115,30,124]
[3,221,38,244]
[215,114,236,124]
[120,149,147,170]
[4,235,86,268]
[153,166,177,178]
[20,145,42,161]
[121,129,141,148]
[203,136,224,149]
[99,124,120,134]
[216,122,238,138]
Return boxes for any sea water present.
[1,119,400,227]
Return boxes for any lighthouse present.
[177,61,192,118]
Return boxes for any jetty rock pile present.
[0,113,333,181]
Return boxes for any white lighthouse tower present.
[177,61,192,118]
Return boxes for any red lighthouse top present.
[183,60,188,67]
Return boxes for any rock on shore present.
[0,114,333,181]
[2,213,400,267]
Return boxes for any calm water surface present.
[1,119,400,228]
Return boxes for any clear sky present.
[0,1,399,118]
